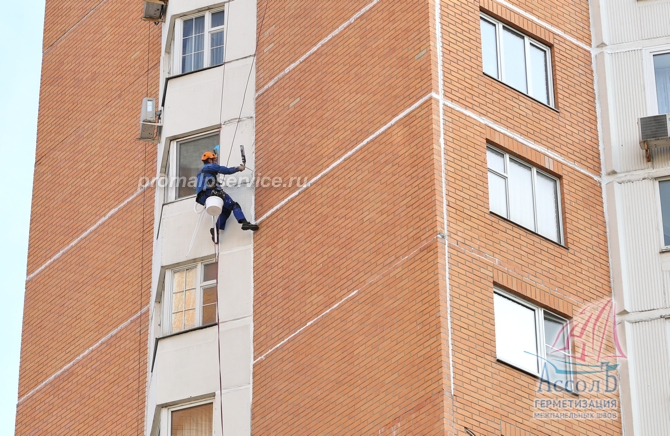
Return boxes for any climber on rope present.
[196,151,259,243]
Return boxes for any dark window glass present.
[177,135,219,198]
[660,180,670,245]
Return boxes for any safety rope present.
[136,22,152,436]
[212,215,225,434]
[224,0,270,168]
[217,0,233,152]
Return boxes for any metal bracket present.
[644,140,651,163]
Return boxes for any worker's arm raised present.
[207,163,244,175]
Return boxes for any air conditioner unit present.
[138,97,161,143]
[639,114,670,150]
[142,1,166,22]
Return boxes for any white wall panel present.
[602,0,670,45]
[615,180,668,312]
[626,319,670,436]
[606,50,650,173]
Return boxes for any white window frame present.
[487,145,564,244]
[161,261,217,336]
[172,8,227,75]
[644,44,670,115]
[494,289,571,381]
[164,130,220,203]
[480,13,555,107]
[654,176,670,250]
[162,398,216,436]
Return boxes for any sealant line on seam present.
[490,0,591,52]
[435,0,455,398]
[18,304,150,404]
[434,93,602,183]
[256,93,432,224]
[253,237,437,364]
[26,178,158,282]
[43,0,110,55]
[255,0,381,97]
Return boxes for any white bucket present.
[205,196,224,216]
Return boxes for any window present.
[486,146,563,244]
[164,262,218,335]
[480,14,554,106]
[169,402,213,436]
[658,179,670,246]
[174,10,226,74]
[170,133,219,200]
[494,290,570,383]
[654,52,670,114]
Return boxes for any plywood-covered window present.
[165,262,218,335]
[170,402,213,436]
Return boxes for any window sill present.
[490,211,567,249]
[660,246,670,253]
[151,323,217,372]
[483,72,560,114]
[163,194,197,206]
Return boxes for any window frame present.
[654,176,670,250]
[494,288,571,381]
[164,399,215,436]
[644,44,670,115]
[486,145,564,245]
[172,8,227,75]
[164,130,220,203]
[161,261,218,337]
[480,13,555,107]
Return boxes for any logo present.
[533,299,625,420]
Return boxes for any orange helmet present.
[201,152,217,162]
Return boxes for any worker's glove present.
[237,164,246,172]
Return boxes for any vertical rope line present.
[224,0,270,168]
[137,22,152,436]
[217,2,233,158]
[213,217,225,434]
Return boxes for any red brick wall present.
[253,0,451,432]
[15,0,160,433]
[254,0,621,434]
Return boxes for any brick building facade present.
[17,0,625,434]
[15,0,160,433]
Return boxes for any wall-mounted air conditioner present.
[138,97,161,143]
[142,0,166,22]
[639,114,670,161]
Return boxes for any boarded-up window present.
[171,403,213,436]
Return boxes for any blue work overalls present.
[196,163,246,231]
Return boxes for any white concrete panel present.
[219,58,256,122]
[151,232,164,302]
[159,188,254,266]
[225,0,257,62]
[218,246,253,322]
[155,327,220,405]
[146,371,159,436]
[626,319,670,436]
[162,66,224,140]
[221,386,252,435]
[606,50,650,173]
[601,0,670,45]
[615,180,668,312]
[218,118,255,183]
[218,318,253,389]
[167,0,227,20]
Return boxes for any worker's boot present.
[240,219,259,231]
[210,228,219,244]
